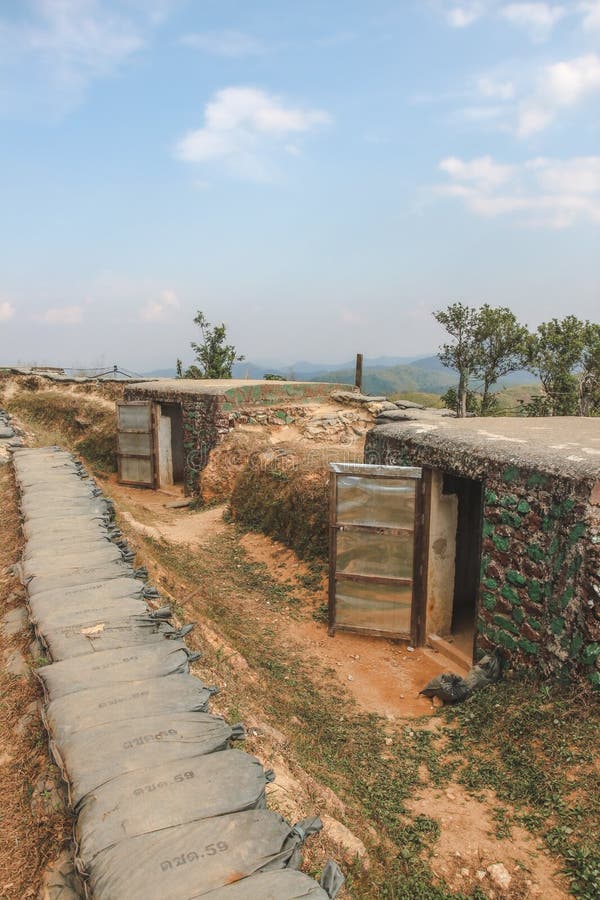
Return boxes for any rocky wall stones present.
[180,395,224,496]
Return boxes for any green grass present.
[444,679,600,898]
[5,387,117,472]
[230,460,329,561]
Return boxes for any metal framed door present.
[116,401,157,488]
[328,462,430,645]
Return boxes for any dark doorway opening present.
[442,473,484,660]
[159,402,185,485]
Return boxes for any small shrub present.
[230,454,329,560]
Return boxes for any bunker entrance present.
[328,463,430,646]
[117,400,184,490]
[441,472,483,660]
[328,463,483,661]
[156,402,184,488]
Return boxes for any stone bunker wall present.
[123,383,351,496]
[365,429,600,689]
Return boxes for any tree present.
[440,387,484,415]
[579,322,600,416]
[472,305,529,416]
[526,316,586,416]
[433,303,481,417]
[177,310,244,379]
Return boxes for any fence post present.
[355,353,363,392]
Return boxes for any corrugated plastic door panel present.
[116,401,156,487]
[329,462,428,643]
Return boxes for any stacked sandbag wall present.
[10,443,343,899]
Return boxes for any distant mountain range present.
[143,355,538,396]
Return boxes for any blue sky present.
[0,0,599,371]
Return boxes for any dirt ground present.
[110,479,462,720]
[409,784,567,899]
[239,530,464,719]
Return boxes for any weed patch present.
[230,457,329,561]
[6,388,117,472]
[445,679,600,898]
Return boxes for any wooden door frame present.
[327,462,431,645]
[116,400,158,489]
[412,466,432,648]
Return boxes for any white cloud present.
[179,30,265,58]
[499,4,567,40]
[34,305,83,325]
[437,154,600,227]
[517,53,600,136]
[174,86,331,181]
[0,1,171,115]
[139,289,180,322]
[0,300,15,322]
[460,104,507,121]
[440,1,581,37]
[446,3,488,27]
[527,156,600,193]
[579,1,600,31]
[477,75,515,100]
[440,155,515,189]
[452,73,514,125]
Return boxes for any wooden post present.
[355,353,363,392]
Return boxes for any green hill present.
[311,363,457,395]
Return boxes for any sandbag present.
[202,869,335,899]
[24,560,135,595]
[45,674,216,741]
[19,483,99,499]
[22,516,113,541]
[37,642,199,701]
[14,461,82,482]
[27,576,145,610]
[87,811,321,900]
[20,499,112,520]
[53,712,241,807]
[23,522,111,559]
[22,545,124,578]
[76,749,271,868]
[40,616,184,661]
[29,596,150,633]
[23,531,112,555]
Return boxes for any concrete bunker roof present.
[124,378,355,405]
[373,416,600,482]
